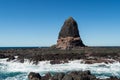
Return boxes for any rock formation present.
[28,71,119,80]
[56,17,85,49]
[28,72,41,80]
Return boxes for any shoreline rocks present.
[1,52,119,65]
[50,60,68,64]
[28,71,120,80]
[28,72,41,80]
[0,47,120,64]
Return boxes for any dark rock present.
[50,60,62,64]
[50,60,68,64]
[68,71,92,80]
[41,72,52,80]
[53,73,65,80]
[33,60,39,65]
[83,58,115,64]
[69,73,81,80]
[58,17,80,38]
[62,74,73,80]
[0,54,8,58]
[17,56,24,63]
[45,73,52,78]
[7,56,15,61]
[56,17,85,49]
[83,70,91,75]
[28,71,120,80]
[28,72,41,80]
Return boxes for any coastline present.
[0,57,120,80]
[0,47,120,63]
[0,47,120,80]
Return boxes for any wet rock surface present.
[0,47,120,79]
[7,56,15,61]
[28,71,120,80]
[28,72,41,80]
[0,54,9,58]
[0,47,120,64]
[50,60,68,64]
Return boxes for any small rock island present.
[56,17,85,49]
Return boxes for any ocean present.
[0,47,120,80]
[0,58,120,80]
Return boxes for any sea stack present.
[56,17,85,49]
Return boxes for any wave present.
[0,58,120,80]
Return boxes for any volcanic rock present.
[28,71,120,80]
[56,17,85,49]
[28,72,41,80]
[7,56,15,61]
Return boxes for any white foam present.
[0,58,120,78]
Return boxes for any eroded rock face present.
[58,17,80,38]
[56,17,85,49]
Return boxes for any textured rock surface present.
[28,72,41,80]
[58,17,80,38]
[56,17,85,49]
[28,71,120,80]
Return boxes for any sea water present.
[0,58,120,80]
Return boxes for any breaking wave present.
[0,58,120,80]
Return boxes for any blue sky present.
[0,0,120,46]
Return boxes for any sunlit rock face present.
[56,17,85,49]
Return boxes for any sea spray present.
[0,58,120,80]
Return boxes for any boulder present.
[28,72,41,80]
[28,71,120,80]
[56,17,85,49]
[68,71,92,80]
[41,72,52,80]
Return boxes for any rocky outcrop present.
[28,71,120,80]
[56,17,85,49]
[58,17,80,38]
[82,58,115,64]
[0,54,8,58]
[1,47,120,64]
[7,56,15,61]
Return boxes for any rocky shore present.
[0,47,120,80]
[0,47,120,64]
[28,70,120,80]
